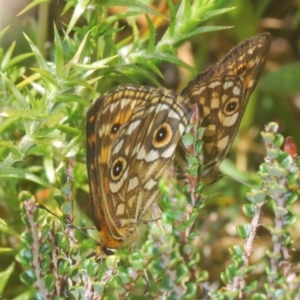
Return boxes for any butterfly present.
[85,33,271,258]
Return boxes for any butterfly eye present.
[111,123,121,135]
[237,64,247,75]
[111,157,126,180]
[224,98,239,115]
[153,123,172,148]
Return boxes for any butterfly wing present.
[107,88,192,240]
[86,85,157,251]
[179,33,271,183]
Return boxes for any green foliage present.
[0,0,300,299]
[214,123,300,299]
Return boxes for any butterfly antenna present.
[36,202,99,244]
[221,173,253,188]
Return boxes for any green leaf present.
[18,248,33,265]
[69,31,90,64]
[17,0,48,16]
[134,56,164,78]
[30,68,59,87]
[251,293,269,300]
[102,0,164,17]
[0,73,29,109]
[20,269,37,286]
[60,78,92,89]
[24,33,49,72]
[181,134,195,148]
[202,7,236,22]
[175,25,232,44]
[44,274,56,292]
[229,245,243,256]
[68,55,118,71]
[146,14,155,53]
[177,0,191,29]
[54,25,65,78]
[151,52,195,74]
[166,0,176,36]
[2,108,44,120]
[55,95,87,106]
[242,203,255,218]
[65,0,91,37]
[246,190,266,204]
[130,16,141,52]
[195,140,203,154]
[236,224,248,239]
[0,219,21,239]
[0,167,60,193]
[0,141,21,156]
[176,0,214,34]
[2,53,34,72]
[0,263,15,295]
[107,10,143,24]
[119,64,162,86]
[0,247,14,254]
[1,41,16,69]
[0,25,10,41]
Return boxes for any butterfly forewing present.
[179,33,271,183]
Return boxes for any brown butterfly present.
[86,86,192,257]
[86,33,271,258]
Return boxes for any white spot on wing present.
[112,139,124,155]
[222,113,239,127]
[246,79,254,88]
[223,81,234,89]
[209,81,222,89]
[161,143,176,158]
[217,135,229,151]
[136,147,147,160]
[127,119,141,134]
[144,178,156,190]
[155,103,169,113]
[191,85,207,95]
[144,149,160,162]
[168,109,180,120]
[232,86,241,96]
[120,99,129,109]
[128,176,139,192]
[179,123,185,135]
[211,97,220,109]
[147,106,155,113]
[116,203,125,216]
[132,142,141,155]
[247,47,254,55]
[109,101,118,113]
